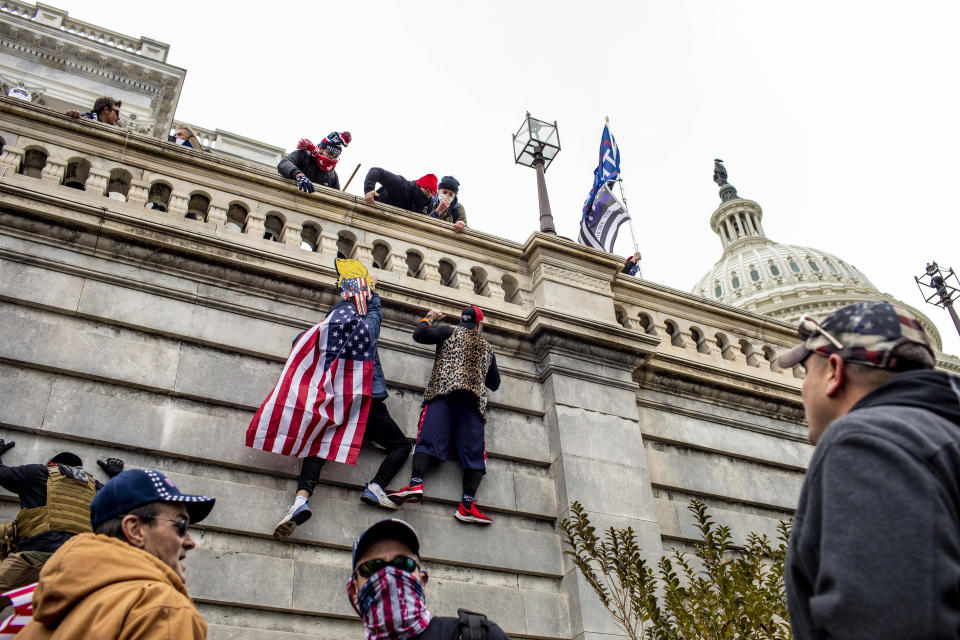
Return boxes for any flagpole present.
[606,114,639,256]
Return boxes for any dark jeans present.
[296,398,411,495]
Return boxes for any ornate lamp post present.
[512,112,560,234]
[915,261,960,338]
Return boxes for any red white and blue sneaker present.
[273,500,312,540]
[361,483,399,510]
[455,501,492,525]
[388,483,424,503]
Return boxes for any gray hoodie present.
[786,369,960,639]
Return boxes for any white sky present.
[56,1,960,355]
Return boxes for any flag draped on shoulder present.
[578,182,631,252]
[581,124,621,218]
[0,582,36,638]
[245,303,374,464]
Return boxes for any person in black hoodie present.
[775,300,960,640]
[363,169,437,213]
[277,131,351,193]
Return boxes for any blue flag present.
[581,125,620,218]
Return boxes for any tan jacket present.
[17,533,206,639]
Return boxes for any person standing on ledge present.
[277,131,351,193]
[348,519,511,639]
[363,168,437,213]
[390,306,500,525]
[427,175,467,232]
[777,301,960,640]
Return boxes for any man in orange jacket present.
[16,469,215,639]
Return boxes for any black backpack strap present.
[457,608,488,640]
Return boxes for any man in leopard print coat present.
[389,305,501,524]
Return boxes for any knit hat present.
[460,305,484,328]
[320,131,351,151]
[415,174,438,196]
[438,176,460,194]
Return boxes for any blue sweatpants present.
[413,391,486,470]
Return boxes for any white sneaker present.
[273,500,312,540]
[361,484,400,510]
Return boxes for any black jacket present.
[417,615,509,639]
[786,369,960,640]
[0,463,102,553]
[363,167,430,213]
[277,150,340,190]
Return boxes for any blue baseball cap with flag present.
[351,519,421,570]
[91,469,216,528]
[777,301,936,371]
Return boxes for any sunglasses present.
[150,516,190,537]
[355,555,420,578]
[797,314,844,350]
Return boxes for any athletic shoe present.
[361,484,400,510]
[455,502,492,525]
[388,483,424,503]
[273,501,312,540]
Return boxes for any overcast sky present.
[56,1,960,355]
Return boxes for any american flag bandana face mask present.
[341,276,371,316]
[353,566,432,640]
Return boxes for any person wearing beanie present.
[0,443,124,605]
[389,305,501,525]
[277,130,351,193]
[363,167,437,214]
[427,175,467,232]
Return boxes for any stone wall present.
[0,98,809,640]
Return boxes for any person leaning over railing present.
[426,175,467,233]
[168,125,204,151]
[65,97,121,126]
[277,131,351,193]
[363,168,437,213]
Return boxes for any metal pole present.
[533,153,555,234]
[617,179,639,253]
[343,163,361,192]
[945,300,960,338]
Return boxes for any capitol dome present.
[693,168,943,351]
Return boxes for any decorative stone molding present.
[127,180,148,204]
[206,204,227,229]
[244,213,265,238]
[318,231,339,258]
[353,242,374,265]
[422,260,442,285]
[86,168,108,194]
[388,251,408,276]
[168,194,188,217]
[280,223,302,248]
[0,145,23,174]
[537,263,610,294]
[39,157,65,184]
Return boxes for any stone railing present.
[0,99,536,319]
[0,1,169,61]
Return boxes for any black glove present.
[97,458,124,478]
[0,439,14,458]
[295,173,315,193]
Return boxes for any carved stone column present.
[388,251,408,276]
[86,169,109,195]
[0,147,23,174]
[485,278,505,300]
[40,158,66,185]
[128,181,149,205]
[455,268,474,293]
[353,242,374,266]
[421,260,442,285]
[318,232,340,259]
[168,194,188,217]
[207,204,228,230]
[280,223,302,248]
[245,214,265,238]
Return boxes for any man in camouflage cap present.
[779,301,960,640]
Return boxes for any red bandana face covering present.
[349,566,432,640]
[297,138,338,172]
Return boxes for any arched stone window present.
[749,266,760,282]
[336,231,356,258]
[825,260,839,275]
[301,224,320,251]
[146,182,172,212]
[185,193,210,221]
[405,250,425,279]
[638,313,656,335]
[372,241,391,269]
[714,283,722,298]
[225,203,247,232]
[437,259,457,288]
[263,214,285,242]
[106,169,132,201]
[731,273,741,289]
[470,267,490,297]
[20,148,46,179]
[501,274,520,304]
[63,158,90,190]
[807,259,821,272]
[788,258,801,273]
[614,306,629,329]
[769,262,781,276]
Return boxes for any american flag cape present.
[0,582,36,638]
[245,302,375,464]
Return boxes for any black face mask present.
[413,188,431,208]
